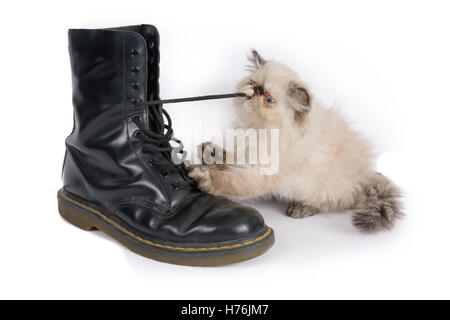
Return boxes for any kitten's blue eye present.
[266,96,275,103]
[248,80,256,86]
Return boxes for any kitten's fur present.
[189,51,403,232]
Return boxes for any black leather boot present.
[58,25,274,266]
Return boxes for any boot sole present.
[57,189,275,266]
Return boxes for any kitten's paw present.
[197,141,227,165]
[188,165,213,192]
[286,202,319,219]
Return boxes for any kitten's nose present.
[254,86,264,96]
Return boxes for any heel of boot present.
[58,196,97,231]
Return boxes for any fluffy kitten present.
[189,50,403,232]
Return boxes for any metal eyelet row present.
[130,41,155,104]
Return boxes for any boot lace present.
[132,93,249,189]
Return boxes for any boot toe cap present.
[158,193,267,244]
[186,203,266,243]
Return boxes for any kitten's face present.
[236,51,311,125]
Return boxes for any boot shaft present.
[64,25,189,209]
[68,25,160,140]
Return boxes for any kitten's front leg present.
[188,165,272,199]
[286,201,320,219]
[188,165,213,192]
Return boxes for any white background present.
[1,0,449,299]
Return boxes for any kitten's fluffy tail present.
[352,173,403,232]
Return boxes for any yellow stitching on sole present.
[59,190,272,252]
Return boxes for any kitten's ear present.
[287,81,311,115]
[247,50,267,70]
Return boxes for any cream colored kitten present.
[189,51,402,232]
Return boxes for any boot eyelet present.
[149,56,155,64]
[130,49,139,57]
[148,41,154,49]
[132,98,141,106]
[162,172,169,178]
[132,116,140,122]
[131,66,140,74]
[131,83,140,90]
[134,131,142,138]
